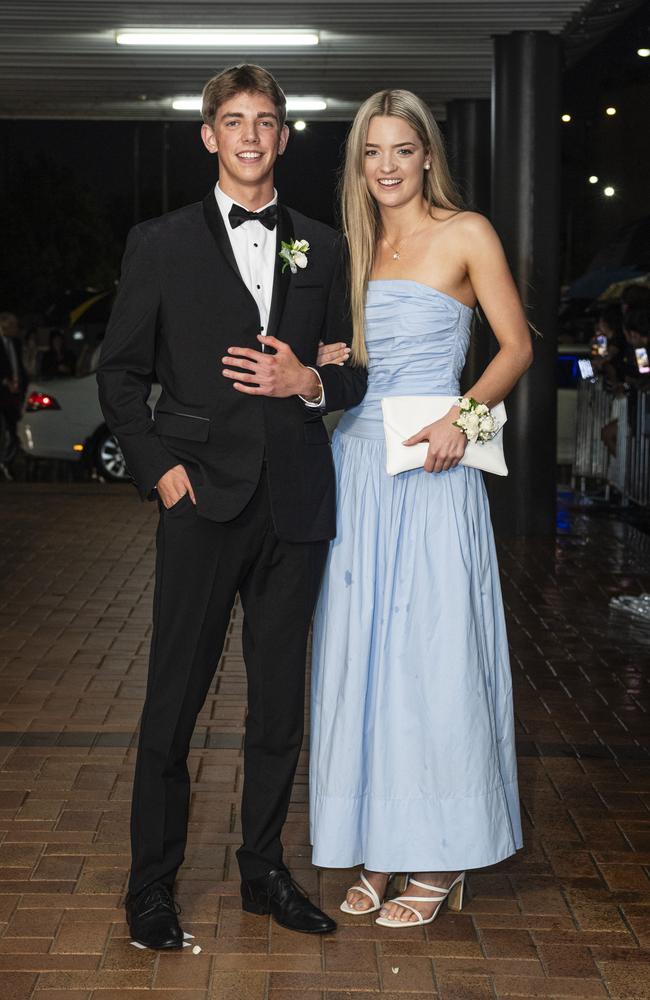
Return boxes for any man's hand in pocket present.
[157,465,196,509]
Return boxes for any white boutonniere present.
[279,239,310,274]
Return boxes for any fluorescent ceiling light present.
[116,31,319,47]
[286,98,327,112]
[172,96,327,112]
[172,98,203,110]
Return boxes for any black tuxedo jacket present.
[97,192,367,542]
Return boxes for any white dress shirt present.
[215,182,276,337]
[214,183,324,407]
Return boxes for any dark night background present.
[0,3,648,319]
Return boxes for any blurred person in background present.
[598,303,649,460]
[621,283,650,317]
[622,306,650,385]
[41,329,76,378]
[590,304,626,385]
[0,311,26,476]
[22,327,42,379]
[0,312,25,394]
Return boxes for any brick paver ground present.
[0,482,649,999]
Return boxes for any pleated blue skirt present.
[309,425,523,873]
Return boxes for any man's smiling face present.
[201,90,289,198]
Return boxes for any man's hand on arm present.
[221,335,322,402]
[156,465,196,509]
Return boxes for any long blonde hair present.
[341,90,463,366]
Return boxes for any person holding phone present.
[590,305,626,385]
[622,307,650,382]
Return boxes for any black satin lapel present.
[202,191,244,284]
[266,205,295,341]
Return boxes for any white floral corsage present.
[279,239,310,274]
[452,397,497,443]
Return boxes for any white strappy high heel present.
[374,872,466,927]
[340,871,392,915]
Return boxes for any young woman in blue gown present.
[310,89,532,926]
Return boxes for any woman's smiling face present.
[363,115,428,208]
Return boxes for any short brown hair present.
[201,64,287,129]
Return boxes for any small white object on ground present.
[391,966,399,973]
[131,932,198,951]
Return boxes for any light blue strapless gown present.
[309,280,523,873]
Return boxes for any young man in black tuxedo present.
[98,65,366,948]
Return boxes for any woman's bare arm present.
[404,213,533,473]
[461,213,533,403]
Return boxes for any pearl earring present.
[424,163,431,170]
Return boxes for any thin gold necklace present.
[383,212,429,260]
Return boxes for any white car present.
[18,374,160,481]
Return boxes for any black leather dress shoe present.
[125,883,184,949]
[241,868,336,934]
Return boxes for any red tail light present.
[26,391,61,411]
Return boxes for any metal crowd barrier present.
[572,378,649,506]
[627,388,650,505]
[573,378,611,487]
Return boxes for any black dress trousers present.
[128,471,328,895]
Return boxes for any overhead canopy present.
[0,0,644,120]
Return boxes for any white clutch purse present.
[381,395,508,477]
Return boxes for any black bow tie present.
[228,203,278,231]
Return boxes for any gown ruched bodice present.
[337,279,474,439]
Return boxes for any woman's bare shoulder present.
[441,212,502,263]
[428,208,495,241]
[446,210,495,237]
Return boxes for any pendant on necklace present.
[392,252,400,260]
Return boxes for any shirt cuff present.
[299,366,326,408]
